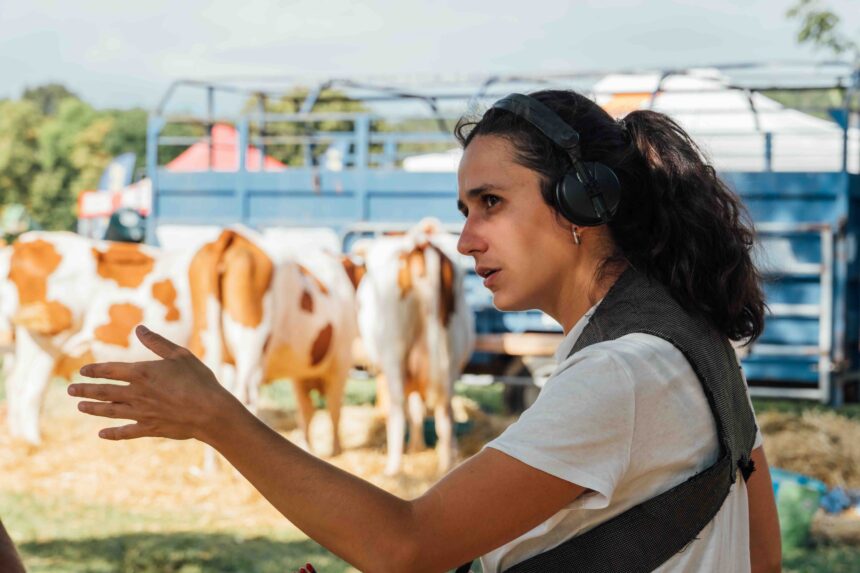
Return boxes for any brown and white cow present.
[3,231,194,444]
[356,219,475,475]
[188,226,358,458]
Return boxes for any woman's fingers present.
[77,400,135,420]
[79,361,146,383]
[135,325,186,359]
[68,382,132,402]
[97,423,150,441]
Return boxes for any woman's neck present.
[552,260,627,335]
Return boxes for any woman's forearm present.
[202,400,418,572]
[0,521,26,573]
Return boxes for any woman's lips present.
[483,269,500,287]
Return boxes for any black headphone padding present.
[491,94,621,227]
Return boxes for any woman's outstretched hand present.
[68,324,241,443]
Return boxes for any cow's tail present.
[188,230,236,372]
[418,242,453,410]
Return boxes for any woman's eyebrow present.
[457,184,505,213]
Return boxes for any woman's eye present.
[482,194,500,209]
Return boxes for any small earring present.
[572,227,581,245]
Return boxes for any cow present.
[355,219,475,476]
[2,231,194,445]
[187,226,358,458]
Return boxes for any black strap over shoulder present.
[458,267,758,573]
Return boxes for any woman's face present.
[457,134,577,313]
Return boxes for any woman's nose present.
[457,218,484,256]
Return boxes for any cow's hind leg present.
[11,329,56,445]
[434,400,457,474]
[292,379,316,453]
[406,391,426,453]
[383,365,407,476]
[324,374,345,457]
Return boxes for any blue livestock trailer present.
[144,66,860,404]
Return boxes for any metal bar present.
[257,93,267,171]
[756,222,832,234]
[145,115,165,245]
[764,132,773,172]
[841,84,849,173]
[354,114,371,220]
[207,86,215,171]
[760,263,824,277]
[749,386,826,400]
[766,303,821,317]
[237,118,249,224]
[474,333,564,357]
[749,344,821,357]
[459,374,539,388]
[819,226,834,403]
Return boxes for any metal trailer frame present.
[144,64,860,404]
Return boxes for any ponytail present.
[456,91,765,343]
[615,110,765,342]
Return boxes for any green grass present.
[19,534,346,573]
[260,376,507,415]
[1,490,352,573]
[3,374,859,571]
[752,398,860,420]
[783,544,860,573]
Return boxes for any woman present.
[69,90,781,572]
[0,520,26,573]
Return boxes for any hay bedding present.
[759,410,860,489]
[0,381,514,531]
[759,409,860,544]
[3,381,860,542]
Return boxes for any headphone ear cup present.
[555,162,621,227]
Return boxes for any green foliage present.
[0,99,43,205]
[159,122,207,166]
[786,0,859,60]
[29,99,100,229]
[102,108,148,175]
[244,88,369,166]
[762,88,847,121]
[70,117,116,197]
[21,83,79,116]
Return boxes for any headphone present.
[491,93,621,227]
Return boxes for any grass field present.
[1,376,858,572]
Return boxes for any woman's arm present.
[747,446,781,573]
[70,326,584,573]
[0,520,26,573]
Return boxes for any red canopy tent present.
[165,123,287,172]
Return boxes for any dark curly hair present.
[455,89,765,343]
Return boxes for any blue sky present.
[1,0,857,111]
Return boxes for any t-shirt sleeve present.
[485,347,636,510]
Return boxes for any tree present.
[30,98,99,229]
[0,100,43,205]
[102,108,148,176]
[70,117,115,197]
[243,87,369,166]
[22,83,80,116]
[786,0,859,61]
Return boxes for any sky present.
[1,0,858,112]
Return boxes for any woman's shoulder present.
[551,332,705,414]
[557,332,689,381]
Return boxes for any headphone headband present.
[489,93,621,227]
[491,94,581,153]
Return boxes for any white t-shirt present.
[480,305,763,573]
